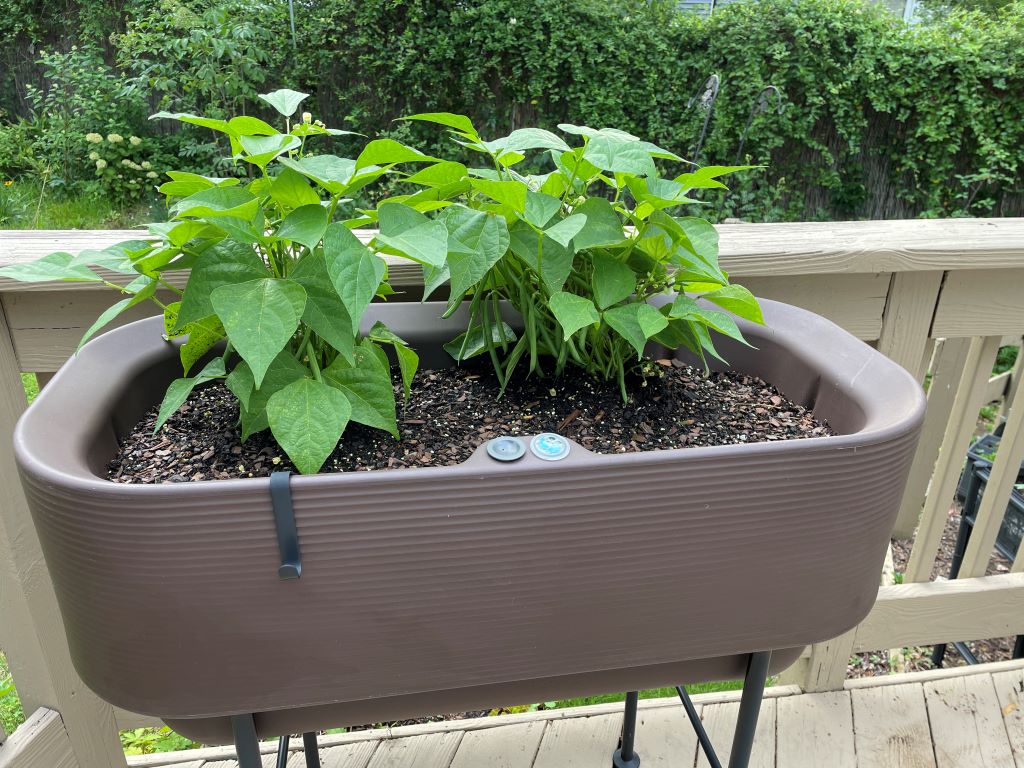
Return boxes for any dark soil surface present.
[108,359,832,483]
[849,501,1017,678]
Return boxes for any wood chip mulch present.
[108,359,832,484]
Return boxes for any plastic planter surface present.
[13,299,925,742]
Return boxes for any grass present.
[21,373,38,403]
[0,179,156,230]
[546,681,742,710]
[0,652,25,737]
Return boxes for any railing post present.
[0,298,126,767]
[876,271,944,538]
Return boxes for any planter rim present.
[14,297,926,494]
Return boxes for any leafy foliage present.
[4,0,1024,219]
[0,92,418,475]
[377,115,762,400]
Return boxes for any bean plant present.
[368,113,764,400]
[0,90,439,474]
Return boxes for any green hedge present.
[2,0,1022,220]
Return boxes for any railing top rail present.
[2,218,1024,293]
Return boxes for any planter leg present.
[612,691,641,768]
[303,732,320,767]
[677,686,722,768]
[727,651,772,768]
[276,734,290,768]
[231,714,262,768]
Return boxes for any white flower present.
[95,159,107,169]
[146,171,158,179]
[85,133,103,143]
[510,16,518,25]
[106,133,124,144]
[88,151,100,161]
[129,136,142,146]
[141,161,152,169]
[121,158,132,166]
[302,111,312,124]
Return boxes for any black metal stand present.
[933,463,1024,668]
[230,720,320,768]
[613,651,772,768]
[613,691,641,768]
[231,714,262,768]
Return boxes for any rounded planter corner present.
[13,298,925,740]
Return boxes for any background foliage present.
[1,0,1023,221]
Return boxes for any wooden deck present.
[129,660,1024,768]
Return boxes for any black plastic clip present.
[269,471,302,580]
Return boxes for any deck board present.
[776,690,856,768]
[140,662,1024,768]
[925,674,1016,768]
[851,682,935,768]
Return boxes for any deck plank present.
[851,682,936,768]
[695,698,776,768]
[317,741,379,768]
[991,668,1024,768]
[634,703,701,768]
[777,690,856,768]
[447,721,544,768]
[925,674,1015,768]
[532,713,623,768]
[364,732,462,768]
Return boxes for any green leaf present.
[544,214,587,249]
[492,128,571,153]
[210,278,306,387]
[290,251,355,363]
[276,204,328,250]
[0,251,102,283]
[270,167,321,210]
[508,220,574,294]
[151,111,231,135]
[154,358,226,432]
[404,161,468,187]
[549,292,599,340]
[444,322,517,361]
[583,133,656,176]
[669,293,702,320]
[78,298,133,350]
[278,155,356,194]
[230,351,308,437]
[604,302,669,359]
[676,165,754,191]
[258,88,309,117]
[401,112,479,138]
[323,222,386,329]
[238,134,301,169]
[695,308,753,346]
[267,378,351,474]
[375,203,448,267]
[322,340,398,437]
[179,315,226,375]
[368,322,419,401]
[590,253,635,309]
[571,198,626,249]
[355,139,436,169]
[470,179,527,212]
[523,191,562,228]
[701,284,764,324]
[227,116,278,137]
[170,186,259,220]
[440,205,510,305]
[177,240,271,327]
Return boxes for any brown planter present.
[13,299,924,743]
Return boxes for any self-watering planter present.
[14,298,924,767]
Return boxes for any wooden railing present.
[1,218,1024,767]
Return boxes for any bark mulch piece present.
[109,359,832,484]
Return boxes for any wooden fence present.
[1,218,1024,767]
